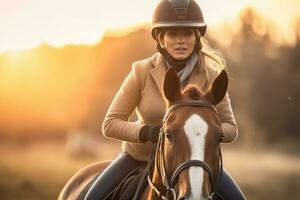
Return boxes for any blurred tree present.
[223,8,300,144]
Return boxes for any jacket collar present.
[150,52,209,96]
[150,53,167,96]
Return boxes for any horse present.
[58,68,227,200]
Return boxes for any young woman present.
[85,0,246,199]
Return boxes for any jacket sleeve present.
[102,63,144,143]
[216,92,238,143]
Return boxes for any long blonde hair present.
[200,37,227,72]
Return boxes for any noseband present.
[148,100,224,200]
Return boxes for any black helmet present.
[151,0,207,39]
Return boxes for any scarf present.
[157,45,199,84]
[164,51,199,84]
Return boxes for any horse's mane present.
[182,85,204,100]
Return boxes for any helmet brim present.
[151,21,207,39]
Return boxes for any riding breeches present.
[84,152,246,200]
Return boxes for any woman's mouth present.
[174,47,187,53]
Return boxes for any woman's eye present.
[184,31,193,37]
[167,31,176,37]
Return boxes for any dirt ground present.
[0,140,299,200]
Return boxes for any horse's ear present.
[163,68,182,103]
[205,70,228,105]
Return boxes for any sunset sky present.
[0,0,299,53]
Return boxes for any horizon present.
[1,0,299,53]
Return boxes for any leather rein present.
[148,100,224,200]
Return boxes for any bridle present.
[148,100,224,200]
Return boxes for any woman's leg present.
[216,169,246,200]
[84,152,145,200]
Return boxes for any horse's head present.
[157,68,228,200]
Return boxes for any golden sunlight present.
[0,0,299,137]
[0,0,299,53]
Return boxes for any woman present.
[85,0,246,199]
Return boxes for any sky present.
[0,0,299,53]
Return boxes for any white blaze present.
[184,114,208,200]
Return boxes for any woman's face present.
[161,29,196,60]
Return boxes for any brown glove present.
[139,125,162,143]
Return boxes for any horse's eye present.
[166,133,172,140]
[165,130,173,140]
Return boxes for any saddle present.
[77,148,155,200]
[104,147,156,200]
[106,163,148,200]
[77,162,150,200]
[104,145,156,200]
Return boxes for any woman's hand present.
[139,125,162,143]
[220,123,238,143]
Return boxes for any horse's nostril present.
[178,197,187,200]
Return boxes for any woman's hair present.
[200,37,227,71]
[157,30,165,47]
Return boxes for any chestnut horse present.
[58,68,227,200]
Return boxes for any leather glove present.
[139,125,162,143]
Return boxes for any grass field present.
[0,140,299,200]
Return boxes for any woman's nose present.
[177,40,184,44]
[176,35,185,44]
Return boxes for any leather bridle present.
[148,100,224,200]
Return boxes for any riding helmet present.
[151,0,207,39]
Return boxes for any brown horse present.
[58,68,228,200]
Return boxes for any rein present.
[148,100,224,200]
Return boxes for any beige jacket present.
[102,52,237,161]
